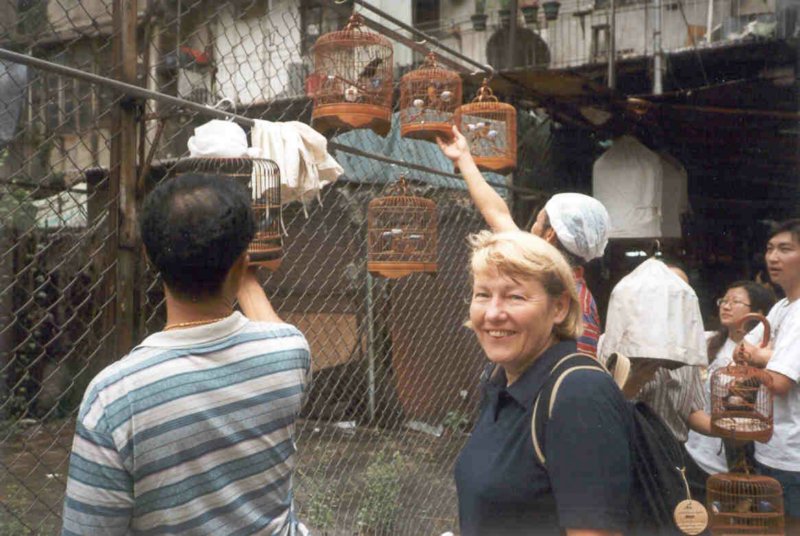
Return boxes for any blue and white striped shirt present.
[61,312,311,535]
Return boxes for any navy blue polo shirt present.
[455,340,632,536]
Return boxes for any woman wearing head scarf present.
[456,231,630,536]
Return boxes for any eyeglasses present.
[716,298,751,308]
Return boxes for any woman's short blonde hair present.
[468,230,583,340]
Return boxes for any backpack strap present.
[531,353,610,466]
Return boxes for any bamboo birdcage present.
[367,177,437,278]
[454,79,517,175]
[308,13,393,136]
[172,157,283,270]
[707,472,784,535]
[710,313,774,443]
[399,52,462,143]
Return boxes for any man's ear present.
[544,227,558,245]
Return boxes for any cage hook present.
[211,97,236,120]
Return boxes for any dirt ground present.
[0,418,465,535]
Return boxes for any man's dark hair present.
[140,173,255,298]
[769,218,800,244]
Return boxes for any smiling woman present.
[454,230,632,536]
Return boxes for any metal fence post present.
[111,0,140,357]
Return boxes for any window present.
[29,41,112,134]
[486,28,550,70]
[300,0,352,55]
[591,24,609,62]
[413,0,440,30]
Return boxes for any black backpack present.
[531,353,688,536]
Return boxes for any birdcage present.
[454,79,517,175]
[710,313,774,443]
[399,52,463,143]
[707,472,784,535]
[367,177,437,278]
[172,157,283,270]
[308,13,394,136]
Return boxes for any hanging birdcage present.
[367,177,437,278]
[308,13,394,136]
[172,157,283,270]
[454,79,517,175]
[399,52,463,143]
[710,313,774,443]
[707,472,784,535]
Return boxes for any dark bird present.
[358,58,383,80]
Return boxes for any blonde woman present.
[455,231,630,536]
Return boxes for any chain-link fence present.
[0,1,540,534]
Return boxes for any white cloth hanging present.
[600,258,707,367]
[250,120,343,211]
[187,119,252,158]
[592,136,689,239]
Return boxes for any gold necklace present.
[164,315,231,331]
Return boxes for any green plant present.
[442,410,470,433]
[475,0,487,14]
[305,482,338,533]
[356,451,404,535]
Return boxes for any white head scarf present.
[544,193,611,262]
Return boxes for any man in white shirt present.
[742,219,800,530]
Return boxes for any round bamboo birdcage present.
[707,472,784,535]
[399,52,463,143]
[308,13,393,136]
[454,79,517,175]
[710,314,774,443]
[367,178,437,279]
[172,157,283,270]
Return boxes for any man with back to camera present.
[61,173,311,535]
[437,125,611,357]
[740,219,800,532]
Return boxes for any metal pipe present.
[0,48,539,195]
[506,0,518,70]
[654,0,663,94]
[347,0,494,76]
[365,271,376,423]
[608,0,616,89]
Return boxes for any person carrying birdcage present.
[61,173,311,535]
[735,219,800,532]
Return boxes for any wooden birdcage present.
[707,472,784,535]
[367,177,437,278]
[399,52,462,143]
[711,314,774,443]
[454,79,517,175]
[308,13,393,136]
[172,157,283,270]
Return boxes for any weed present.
[356,451,404,535]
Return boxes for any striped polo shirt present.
[61,312,311,535]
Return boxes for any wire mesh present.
[0,1,512,534]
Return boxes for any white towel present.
[250,120,343,213]
[187,119,253,158]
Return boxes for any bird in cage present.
[465,120,503,154]
[724,376,762,411]
[358,57,383,82]
[426,85,441,110]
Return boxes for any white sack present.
[600,258,706,367]
[593,136,688,239]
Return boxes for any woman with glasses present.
[684,281,776,500]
